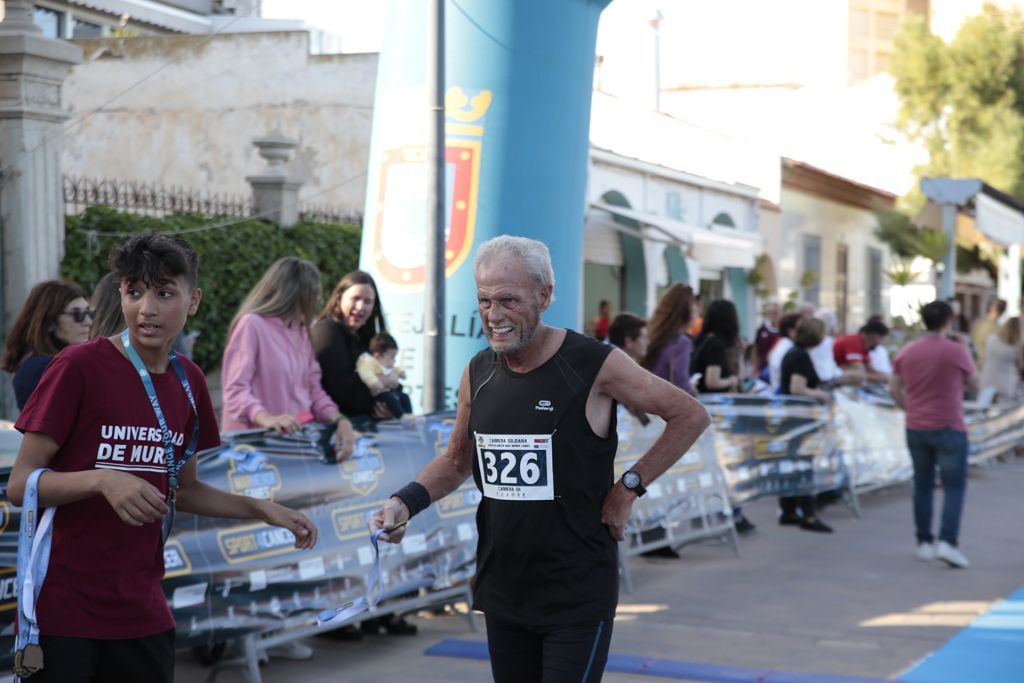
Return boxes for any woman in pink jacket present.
[222,257,355,459]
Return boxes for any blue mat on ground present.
[424,639,888,683]
[900,585,1024,683]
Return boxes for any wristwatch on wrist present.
[621,469,647,497]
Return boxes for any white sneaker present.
[916,542,936,561]
[265,640,314,660]
[936,541,970,568]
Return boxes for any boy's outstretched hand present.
[261,502,318,549]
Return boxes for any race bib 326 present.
[474,432,554,501]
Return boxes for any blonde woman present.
[221,257,355,456]
[89,272,126,339]
[980,316,1023,402]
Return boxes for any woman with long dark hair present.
[689,298,757,533]
[779,317,833,533]
[690,299,742,393]
[312,270,395,427]
[642,283,696,395]
[2,280,93,409]
[311,270,417,636]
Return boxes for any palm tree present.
[885,258,921,286]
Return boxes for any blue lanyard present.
[317,528,385,626]
[120,330,200,541]
[16,468,54,656]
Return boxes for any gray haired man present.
[370,235,709,682]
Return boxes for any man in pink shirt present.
[890,301,979,568]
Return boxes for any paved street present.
[176,455,1024,682]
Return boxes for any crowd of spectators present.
[594,286,1005,559]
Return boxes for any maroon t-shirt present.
[892,335,976,432]
[15,337,220,639]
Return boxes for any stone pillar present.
[0,0,82,417]
[246,136,302,228]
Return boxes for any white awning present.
[975,193,1024,247]
[589,201,759,269]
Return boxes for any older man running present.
[371,235,709,682]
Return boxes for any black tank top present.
[468,329,618,625]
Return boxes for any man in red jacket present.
[834,318,889,382]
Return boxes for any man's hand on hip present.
[600,482,635,541]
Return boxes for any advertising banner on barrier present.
[834,388,1024,489]
[0,407,729,665]
[0,416,474,667]
[701,394,848,503]
[0,392,1019,668]
[833,390,913,490]
[966,401,1024,463]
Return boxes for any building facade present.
[770,159,896,333]
[62,30,376,213]
[28,0,265,37]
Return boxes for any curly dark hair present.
[108,233,199,290]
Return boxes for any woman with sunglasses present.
[2,279,94,409]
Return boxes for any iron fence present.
[63,175,253,218]
[298,203,363,225]
[63,175,360,225]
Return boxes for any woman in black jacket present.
[311,270,418,636]
[312,270,392,430]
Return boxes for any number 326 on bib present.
[474,433,554,501]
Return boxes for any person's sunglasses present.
[62,308,96,323]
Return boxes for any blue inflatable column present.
[360,0,610,409]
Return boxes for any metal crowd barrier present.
[614,411,739,593]
[1,390,1022,681]
[701,393,860,517]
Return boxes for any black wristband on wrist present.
[392,481,430,518]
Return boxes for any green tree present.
[891,4,1024,202]
[61,207,361,371]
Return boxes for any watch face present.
[623,471,640,489]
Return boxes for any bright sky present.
[260,0,386,53]
[258,0,1023,195]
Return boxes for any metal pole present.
[650,10,662,112]
[940,203,957,300]
[423,0,446,413]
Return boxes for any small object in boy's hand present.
[384,520,408,534]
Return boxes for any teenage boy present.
[8,234,318,682]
